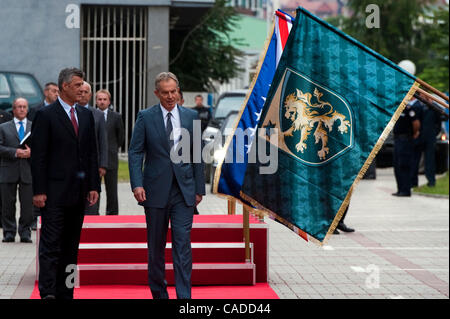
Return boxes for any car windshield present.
[0,74,10,98]
[10,74,41,97]
[221,113,239,136]
[214,95,245,119]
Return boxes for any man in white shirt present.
[0,98,33,243]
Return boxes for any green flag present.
[241,7,419,244]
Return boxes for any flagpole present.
[243,205,251,262]
[416,78,449,103]
[227,198,236,215]
[417,87,449,109]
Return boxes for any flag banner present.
[213,10,294,202]
[240,7,419,244]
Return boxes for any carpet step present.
[76,262,256,286]
[78,242,254,264]
[76,215,266,243]
[37,215,269,283]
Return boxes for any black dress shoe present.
[2,237,14,243]
[20,237,32,243]
[42,294,56,300]
[333,229,339,234]
[392,192,411,197]
[337,223,355,233]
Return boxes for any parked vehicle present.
[203,90,246,183]
[210,111,240,191]
[0,71,43,111]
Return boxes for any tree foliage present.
[416,6,449,92]
[328,0,449,92]
[169,0,244,92]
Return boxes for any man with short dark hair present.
[27,82,59,121]
[31,67,100,299]
[193,94,211,133]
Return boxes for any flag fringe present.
[322,81,420,245]
[240,192,309,242]
[212,21,276,196]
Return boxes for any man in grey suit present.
[128,72,205,299]
[0,109,12,229]
[96,89,124,215]
[78,81,108,215]
[0,98,33,242]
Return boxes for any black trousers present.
[144,181,194,299]
[38,203,85,299]
[412,137,436,187]
[84,168,119,215]
[1,182,33,239]
[393,136,414,195]
[104,168,119,215]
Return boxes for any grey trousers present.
[144,182,194,299]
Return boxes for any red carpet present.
[29,282,279,299]
[33,215,276,299]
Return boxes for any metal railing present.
[81,5,148,152]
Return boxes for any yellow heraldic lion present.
[282,87,351,160]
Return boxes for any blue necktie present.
[18,121,25,141]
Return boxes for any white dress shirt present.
[58,96,78,124]
[160,104,181,148]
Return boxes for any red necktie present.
[70,107,78,136]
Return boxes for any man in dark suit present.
[31,67,100,299]
[78,82,108,215]
[0,109,12,229]
[0,98,33,243]
[128,72,205,299]
[96,89,124,215]
[27,82,59,121]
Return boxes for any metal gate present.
[81,5,148,152]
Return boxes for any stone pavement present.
[0,167,448,299]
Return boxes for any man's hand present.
[87,191,99,206]
[99,167,106,177]
[33,194,47,208]
[133,187,146,203]
[195,194,203,206]
[16,145,31,158]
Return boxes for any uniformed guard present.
[410,94,441,188]
[392,103,420,197]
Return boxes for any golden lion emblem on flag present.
[282,87,351,160]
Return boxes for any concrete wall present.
[0,0,170,94]
[146,6,170,106]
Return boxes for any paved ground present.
[0,167,448,299]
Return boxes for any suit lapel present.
[178,106,190,131]
[26,120,32,134]
[153,105,171,153]
[76,105,87,139]
[8,121,20,142]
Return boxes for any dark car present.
[0,71,43,111]
[210,111,240,191]
[203,90,246,183]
